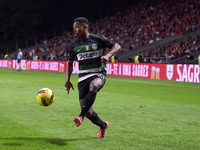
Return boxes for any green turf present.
[0,68,200,150]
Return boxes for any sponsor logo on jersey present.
[78,51,99,60]
[77,48,82,53]
[77,49,103,61]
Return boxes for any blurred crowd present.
[1,0,200,62]
[129,34,200,63]
[90,0,199,51]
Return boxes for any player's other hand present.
[65,81,74,94]
[101,55,109,65]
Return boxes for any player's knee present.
[90,82,101,91]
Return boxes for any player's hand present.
[65,81,74,94]
[101,55,109,65]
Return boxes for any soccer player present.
[17,48,23,71]
[65,17,121,138]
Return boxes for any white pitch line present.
[107,78,200,89]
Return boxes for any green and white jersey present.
[68,33,116,82]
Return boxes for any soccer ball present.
[36,88,55,106]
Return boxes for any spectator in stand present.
[128,54,135,62]
[138,53,143,63]
[50,50,57,60]
[10,54,15,59]
[23,51,29,60]
[58,47,66,57]
[32,53,39,60]
[41,54,46,60]
[198,54,200,65]
[0,54,4,59]
[4,53,9,59]
[134,53,139,63]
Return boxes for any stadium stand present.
[118,28,200,63]
[1,0,200,64]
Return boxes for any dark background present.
[0,0,137,43]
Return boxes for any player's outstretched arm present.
[65,60,74,94]
[101,43,121,65]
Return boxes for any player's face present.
[73,22,86,39]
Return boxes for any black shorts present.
[18,59,21,63]
[78,74,106,100]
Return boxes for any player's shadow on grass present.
[1,137,96,147]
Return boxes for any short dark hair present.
[74,17,89,25]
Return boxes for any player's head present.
[73,17,89,39]
[18,48,21,52]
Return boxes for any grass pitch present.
[0,68,200,150]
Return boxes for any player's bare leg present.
[74,78,109,137]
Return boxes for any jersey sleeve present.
[68,44,76,61]
[97,34,116,48]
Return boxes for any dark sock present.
[87,111,106,129]
[80,91,97,118]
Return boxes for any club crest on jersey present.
[85,45,89,51]
[92,44,97,50]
